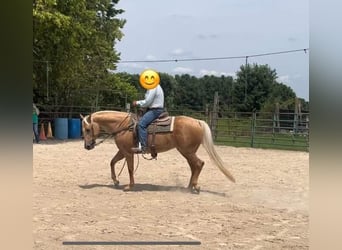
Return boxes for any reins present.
[141,153,157,160]
[94,114,133,146]
[94,134,113,146]
[117,154,140,178]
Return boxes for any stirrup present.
[131,147,146,154]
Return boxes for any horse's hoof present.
[123,185,133,192]
[191,186,201,194]
[113,180,120,187]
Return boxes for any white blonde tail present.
[199,120,236,183]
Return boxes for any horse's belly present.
[148,133,176,151]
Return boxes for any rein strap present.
[94,119,134,146]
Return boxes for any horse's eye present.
[85,129,91,133]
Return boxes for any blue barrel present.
[54,118,68,140]
[68,118,81,139]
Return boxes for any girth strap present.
[150,124,158,158]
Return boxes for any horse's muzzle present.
[84,140,95,150]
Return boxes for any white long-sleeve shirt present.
[136,84,164,108]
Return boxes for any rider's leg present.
[132,109,163,153]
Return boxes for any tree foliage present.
[232,64,276,112]
[148,64,306,113]
[33,0,127,110]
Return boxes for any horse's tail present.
[199,120,236,183]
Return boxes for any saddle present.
[131,109,175,158]
[147,112,175,133]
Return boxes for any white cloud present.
[146,54,157,60]
[169,48,193,57]
[199,69,235,78]
[226,72,237,79]
[277,75,290,83]
[172,67,193,74]
[120,63,144,69]
[199,69,218,76]
[169,14,193,19]
[171,48,184,56]
[196,33,219,40]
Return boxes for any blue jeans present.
[33,122,39,143]
[137,108,163,149]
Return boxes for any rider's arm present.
[136,88,157,108]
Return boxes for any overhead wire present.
[33,48,309,64]
[118,48,309,64]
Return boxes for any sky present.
[115,0,309,100]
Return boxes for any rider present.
[33,103,40,143]
[131,69,164,154]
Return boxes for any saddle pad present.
[147,116,175,134]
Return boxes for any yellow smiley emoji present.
[139,69,160,90]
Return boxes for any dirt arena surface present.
[33,140,308,249]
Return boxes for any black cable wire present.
[33,48,309,64]
[118,48,309,63]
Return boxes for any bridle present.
[93,113,134,146]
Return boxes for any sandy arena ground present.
[33,139,308,249]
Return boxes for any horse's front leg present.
[123,153,135,191]
[110,150,124,187]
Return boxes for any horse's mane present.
[90,110,130,124]
[93,110,124,115]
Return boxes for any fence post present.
[275,102,280,132]
[250,112,256,147]
[273,113,276,134]
[293,98,299,134]
[211,92,219,140]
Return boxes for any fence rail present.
[218,111,309,151]
[168,109,309,151]
[36,105,309,151]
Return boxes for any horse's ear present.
[80,114,91,124]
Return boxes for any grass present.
[167,110,309,151]
[212,117,309,151]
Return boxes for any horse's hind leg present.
[181,152,204,193]
[110,150,124,187]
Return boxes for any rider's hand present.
[132,101,138,107]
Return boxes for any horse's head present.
[80,114,100,150]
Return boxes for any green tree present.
[33,0,125,110]
[298,98,309,112]
[261,82,297,112]
[271,82,296,103]
[100,73,138,108]
[232,63,277,112]
[174,74,203,110]
[159,73,178,110]
[200,75,234,110]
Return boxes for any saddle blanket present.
[147,116,175,134]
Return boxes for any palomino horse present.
[80,110,235,192]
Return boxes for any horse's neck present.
[93,111,130,132]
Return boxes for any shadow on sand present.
[78,183,227,197]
